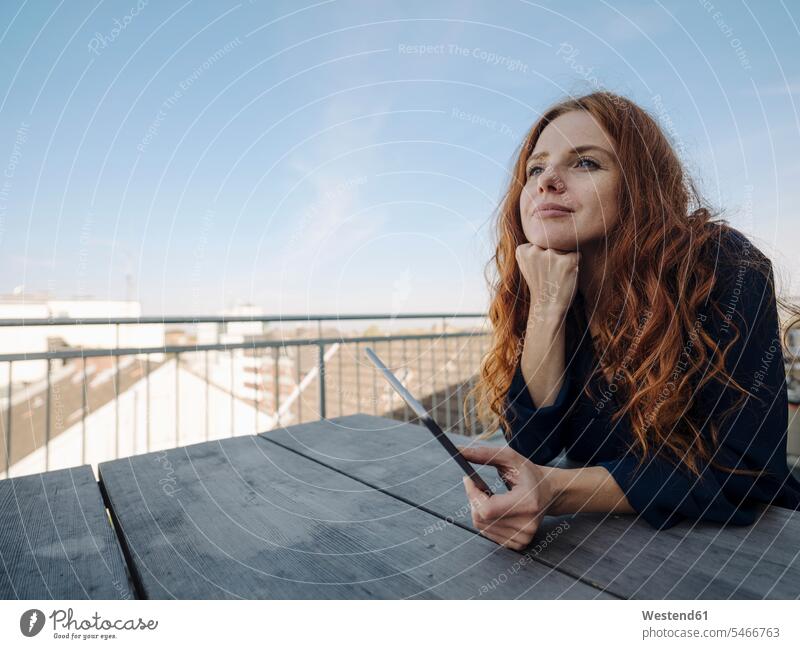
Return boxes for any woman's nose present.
[537,165,566,194]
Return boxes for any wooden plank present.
[535,506,800,599]
[98,435,612,599]
[260,414,800,599]
[0,465,134,599]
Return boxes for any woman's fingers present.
[455,444,523,470]
[478,526,531,552]
[464,478,536,526]
[473,508,539,548]
[474,515,530,537]
[464,477,516,525]
[463,477,542,523]
[462,477,539,551]
[462,475,490,511]
[478,485,545,520]
[472,508,535,539]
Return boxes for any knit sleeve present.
[504,359,573,465]
[597,260,800,529]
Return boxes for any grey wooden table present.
[2,414,799,599]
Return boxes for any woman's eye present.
[577,157,599,169]
[526,158,598,178]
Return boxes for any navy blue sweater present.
[505,232,800,530]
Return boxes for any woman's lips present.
[536,208,574,218]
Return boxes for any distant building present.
[0,294,165,386]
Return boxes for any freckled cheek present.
[597,191,619,225]
[595,177,619,215]
[519,187,535,215]
[572,183,613,219]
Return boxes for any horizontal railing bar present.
[0,312,487,327]
[0,331,490,362]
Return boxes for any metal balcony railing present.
[0,313,493,478]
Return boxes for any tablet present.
[364,346,494,496]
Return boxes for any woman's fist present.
[515,243,580,319]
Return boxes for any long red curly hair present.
[464,90,800,480]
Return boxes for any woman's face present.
[519,110,620,251]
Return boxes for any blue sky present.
[1,0,799,316]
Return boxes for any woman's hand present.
[515,243,581,319]
[454,444,562,551]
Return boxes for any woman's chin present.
[526,233,580,251]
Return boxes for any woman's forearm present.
[543,465,636,516]
[520,308,568,408]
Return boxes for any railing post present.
[114,354,119,459]
[133,390,138,455]
[230,348,234,437]
[296,346,302,423]
[273,347,279,427]
[175,351,180,447]
[431,338,436,423]
[417,337,422,421]
[387,339,393,414]
[355,341,361,414]
[456,347,463,436]
[442,318,450,433]
[337,342,343,417]
[372,344,378,415]
[146,356,151,452]
[45,358,51,471]
[402,338,408,422]
[205,350,209,441]
[81,356,87,464]
[468,333,475,436]
[318,342,326,420]
[5,362,11,476]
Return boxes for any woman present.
[458,90,800,550]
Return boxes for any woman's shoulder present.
[705,224,772,291]
[703,223,777,337]
[707,223,770,269]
